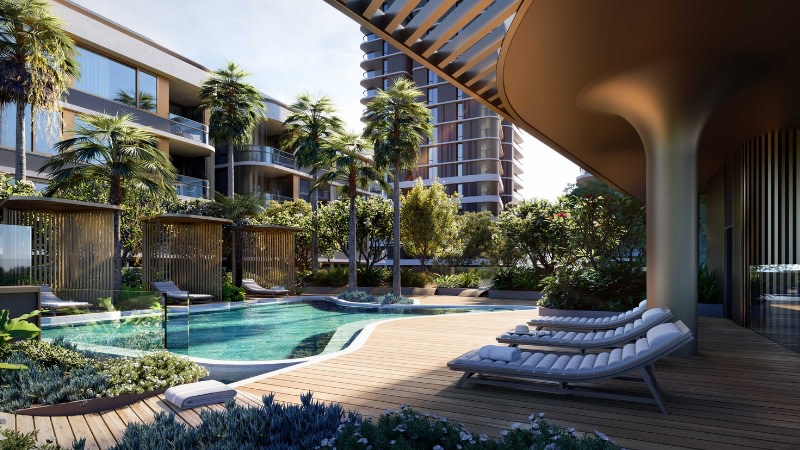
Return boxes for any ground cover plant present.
[434,270,484,289]
[104,394,619,450]
[337,291,414,305]
[0,337,208,412]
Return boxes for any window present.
[457,143,463,161]
[75,46,158,111]
[457,103,464,119]
[457,123,464,140]
[429,107,437,122]
[427,88,438,104]
[428,147,437,164]
[428,69,438,84]
[0,104,61,154]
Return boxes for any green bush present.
[337,291,376,303]
[401,268,430,288]
[0,429,83,450]
[698,263,720,304]
[491,266,543,291]
[13,337,91,370]
[315,266,350,287]
[222,272,245,302]
[102,350,208,396]
[121,267,143,289]
[377,293,414,305]
[434,270,483,289]
[538,262,645,311]
[357,266,390,286]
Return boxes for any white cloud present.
[69,0,580,200]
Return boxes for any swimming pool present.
[42,300,473,361]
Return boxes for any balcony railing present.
[174,175,208,199]
[235,146,296,169]
[169,114,208,144]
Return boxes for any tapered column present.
[645,125,698,356]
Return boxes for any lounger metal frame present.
[448,322,693,414]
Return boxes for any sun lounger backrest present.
[152,281,183,293]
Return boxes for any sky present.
[71,0,579,201]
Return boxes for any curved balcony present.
[174,175,208,199]
[234,146,296,169]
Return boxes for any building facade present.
[360,23,524,214]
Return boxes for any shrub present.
[108,395,619,450]
[377,293,413,305]
[698,263,720,304]
[337,291,376,303]
[102,351,208,396]
[538,263,645,311]
[401,268,430,288]
[434,270,483,289]
[0,353,108,411]
[491,266,543,291]
[121,267,143,289]
[13,337,91,370]
[357,266,390,286]
[222,272,245,302]
[309,267,350,287]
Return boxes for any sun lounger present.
[164,380,237,409]
[499,307,673,351]
[151,281,214,303]
[528,299,649,331]
[39,285,90,309]
[241,278,289,297]
[448,321,693,414]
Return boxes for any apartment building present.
[0,0,315,204]
[360,27,524,214]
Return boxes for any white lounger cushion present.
[164,380,236,409]
[455,322,682,376]
[499,307,671,348]
[528,300,647,329]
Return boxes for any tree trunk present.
[234,222,244,287]
[227,138,235,198]
[349,195,357,292]
[311,173,319,271]
[392,165,401,296]
[15,102,26,181]
[109,177,124,295]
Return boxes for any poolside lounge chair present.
[39,285,90,309]
[448,321,693,414]
[528,299,648,331]
[498,307,672,351]
[241,278,289,297]
[151,281,214,303]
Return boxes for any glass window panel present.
[0,104,31,151]
[33,110,61,154]
[138,71,158,112]
[75,46,136,106]
[427,88,437,104]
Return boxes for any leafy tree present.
[258,199,313,270]
[399,179,459,272]
[281,94,344,271]
[199,62,265,198]
[441,211,495,267]
[0,0,78,181]
[363,79,433,293]
[494,198,568,278]
[560,181,646,269]
[41,113,177,292]
[316,132,389,291]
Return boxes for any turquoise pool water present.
[42,300,471,361]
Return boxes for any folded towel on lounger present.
[478,345,521,362]
[164,380,236,409]
[514,324,529,333]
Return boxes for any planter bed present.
[15,388,167,416]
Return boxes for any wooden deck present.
[3,303,800,449]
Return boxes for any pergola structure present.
[240,224,301,290]
[0,196,120,299]
[141,214,231,300]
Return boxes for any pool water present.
[42,300,470,361]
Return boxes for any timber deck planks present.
[0,307,798,449]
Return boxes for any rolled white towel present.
[478,345,521,362]
[514,324,530,333]
[164,380,236,409]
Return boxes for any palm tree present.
[209,191,265,287]
[281,94,344,271]
[316,132,390,291]
[40,113,177,292]
[199,62,265,199]
[363,78,433,296]
[0,0,78,181]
